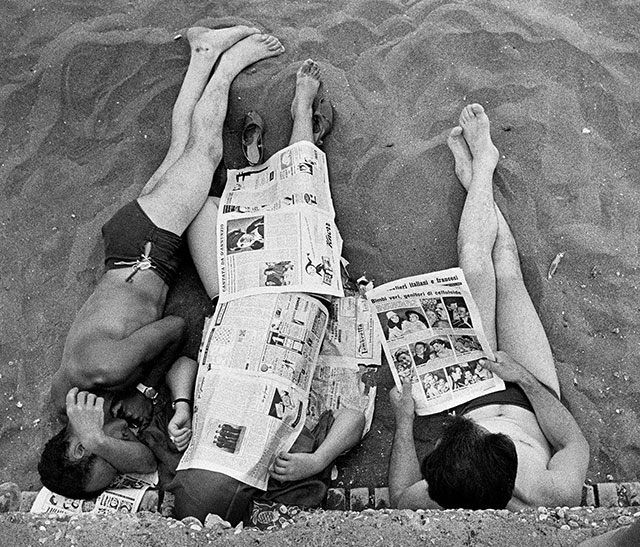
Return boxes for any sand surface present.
[1,0,639,493]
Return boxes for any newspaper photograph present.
[178,293,329,490]
[217,141,344,302]
[366,268,504,415]
[308,293,382,437]
[30,472,157,516]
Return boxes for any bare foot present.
[447,126,473,190]
[270,451,325,482]
[459,103,499,170]
[216,33,285,79]
[291,59,321,120]
[186,25,260,58]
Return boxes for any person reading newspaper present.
[37,27,286,499]
[389,104,589,510]
[166,59,366,526]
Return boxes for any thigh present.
[494,253,560,397]
[170,469,257,525]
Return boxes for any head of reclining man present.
[38,417,140,499]
[422,415,518,509]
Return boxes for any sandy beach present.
[1,0,639,497]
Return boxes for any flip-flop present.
[242,110,264,165]
[312,98,334,146]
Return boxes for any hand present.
[168,405,192,452]
[389,379,415,424]
[66,387,106,451]
[111,391,153,428]
[479,351,532,384]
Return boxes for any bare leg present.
[140,26,260,195]
[454,104,500,350]
[448,109,560,395]
[187,196,220,298]
[189,59,319,298]
[289,59,321,145]
[137,34,284,235]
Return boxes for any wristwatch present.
[136,383,158,401]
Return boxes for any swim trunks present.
[451,381,559,416]
[102,200,183,285]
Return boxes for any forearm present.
[389,418,422,507]
[517,372,587,451]
[90,436,156,474]
[166,356,197,401]
[314,408,365,465]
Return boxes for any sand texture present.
[1,0,639,492]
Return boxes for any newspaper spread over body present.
[30,472,158,515]
[177,141,381,490]
[176,290,381,490]
[366,267,505,416]
[217,141,344,303]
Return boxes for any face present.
[408,313,419,322]
[464,371,473,381]
[415,343,426,355]
[397,353,411,367]
[436,303,448,320]
[451,367,462,380]
[238,232,258,248]
[425,310,438,324]
[433,341,444,351]
[388,312,400,324]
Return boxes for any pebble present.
[617,516,634,526]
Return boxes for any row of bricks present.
[2,482,639,514]
[323,482,640,512]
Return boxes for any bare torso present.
[51,268,169,412]
[466,403,553,509]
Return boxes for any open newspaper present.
[30,472,158,516]
[366,267,504,415]
[217,141,344,302]
[176,290,381,490]
[177,293,329,490]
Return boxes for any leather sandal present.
[312,98,333,146]
[242,110,264,165]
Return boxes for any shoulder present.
[396,480,441,510]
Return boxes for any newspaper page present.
[217,141,344,302]
[30,472,157,516]
[307,293,382,437]
[366,268,504,415]
[177,293,329,490]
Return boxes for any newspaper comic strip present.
[366,268,504,415]
[217,141,344,302]
[30,472,158,516]
[177,293,329,490]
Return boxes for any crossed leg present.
[450,104,560,396]
[137,29,284,236]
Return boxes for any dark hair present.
[422,415,517,509]
[38,427,100,499]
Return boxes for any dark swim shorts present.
[451,381,559,416]
[101,200,183,285]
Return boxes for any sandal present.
[242,110,264,165]
[312,98,334,146]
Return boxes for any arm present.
[80,315,186,389]
[166,356,198,451]
[389,380,439,509]
[66,388,156,474]
[270,408,365,482]
[482,351,590,506]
